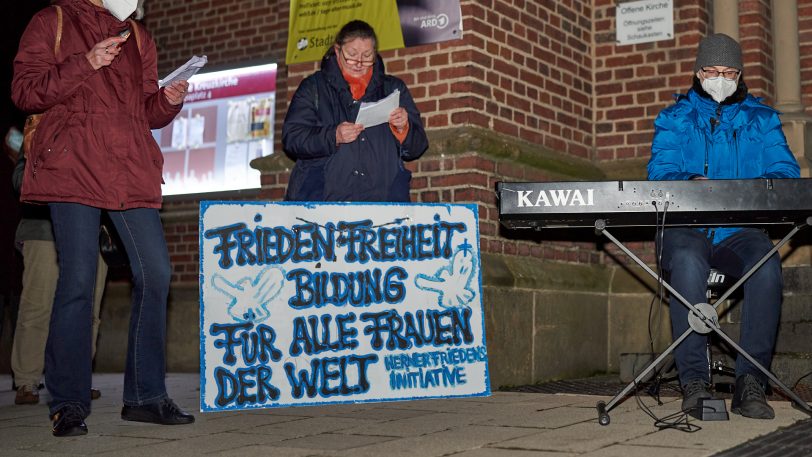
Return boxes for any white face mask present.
[701,76,738,103]
[103,0,138,21]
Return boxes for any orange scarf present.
[341,67,373,101]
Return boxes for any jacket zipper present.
[733,130,739,177]
[703,138,710,176]
[705,104,723,177]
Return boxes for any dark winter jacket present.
[648,80,800,244]
[11,0,180,210]
[282,51,428,202]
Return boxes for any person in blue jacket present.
[648,33,800,420]
[282,20,428,202]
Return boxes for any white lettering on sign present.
[516,189,595,208]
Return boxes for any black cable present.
[654,201,668,349]
[642,200,665,405]
[636,201,696,428]
[646,200,668,360]
[633,379,702,433]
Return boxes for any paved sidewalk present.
[0,373,808,456]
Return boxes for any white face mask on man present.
[103,0,138,21]
[701,76,738,103]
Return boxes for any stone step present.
[707,351,812,389]
[715,294,812,324]
[783,266,812,295]
[719,320,812,353]
[618,350,812,394]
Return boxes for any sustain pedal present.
[689,398,729,421]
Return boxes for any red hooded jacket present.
[12,0,180,210]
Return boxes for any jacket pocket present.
[33,113,71,170]
[36,130,72,171]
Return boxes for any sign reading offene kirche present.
[616,0,674,46]
[198,201,491,411]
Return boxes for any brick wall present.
[146,0,287,74]
[281,0,595,158]
[738,0,775,104]
[143,1,807,282]
[800,0,812,115]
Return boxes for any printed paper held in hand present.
[355,89,400,128]
[159,55,208,87]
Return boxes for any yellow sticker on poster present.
[287,0,405,65]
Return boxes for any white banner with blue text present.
[199,202,490,411]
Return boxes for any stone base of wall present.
[481,253,671,388]
[94,283,200,373]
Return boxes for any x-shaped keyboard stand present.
[594,217,812,425]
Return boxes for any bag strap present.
[128,19,143,56]
[54,5,63,56]
[52,7,141,57]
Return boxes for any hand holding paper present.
[163,80,189,105]
[389,107,408,132]
[355,89,400,128]
[336,122,364,145]
[160,55,208,88]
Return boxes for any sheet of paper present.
[159,55,208,87]
[355,89,400,128]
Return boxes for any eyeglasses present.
[702,68,740,80]
[340,47,375,67]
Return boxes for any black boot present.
[51,405,88,437]
[731,374,774,419]
[121,398,195,425]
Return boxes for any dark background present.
[2,1,50,132]
[0,0,50,371]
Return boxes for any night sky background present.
[0,1,53,339]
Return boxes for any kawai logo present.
[516,189,595,207]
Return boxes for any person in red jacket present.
[12,0,194,436]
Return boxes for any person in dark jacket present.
[648,33,800,420]
[282,20,428,202]
[12,0,194,436]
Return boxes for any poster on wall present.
[152,64,277,196]
[286,0,462,65]
[199,201,490,411]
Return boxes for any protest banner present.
[199,202,490,411]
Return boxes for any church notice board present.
[199,201,491,411]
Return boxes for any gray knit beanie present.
[693,33,743,73]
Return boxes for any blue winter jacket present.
[647,88,800,244]
[282,52,428,202]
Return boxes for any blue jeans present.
[661,228,782,386]
[47,203,171,417]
